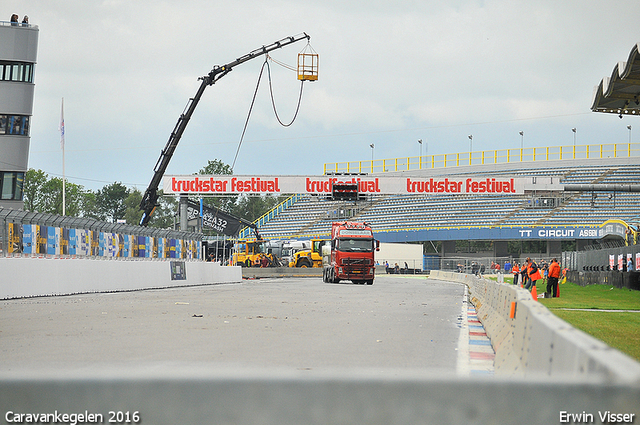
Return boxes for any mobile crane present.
[139,33,312,226]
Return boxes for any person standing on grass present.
[542,260,549,284]
[512,262,520,286]
[527,258,542,292]
[521,259,530,288]
[547,258,561,298]
[524,258,540,291]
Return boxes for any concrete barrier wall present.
[430,270,640,383]
[242,266,322,279]
[0,258,242,299]
[1,368,638,425]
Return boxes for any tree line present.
[23,159,287,233]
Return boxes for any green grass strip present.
[492,275,640,361]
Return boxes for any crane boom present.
[139,33,310,226]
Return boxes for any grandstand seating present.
[251,156,640,240]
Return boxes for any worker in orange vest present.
[547,258,561,298]
[525,258,542,291]
[512,262,520,286]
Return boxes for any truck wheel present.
[328,269,337,284]
[366,280,374,285]
[298,259,312,268]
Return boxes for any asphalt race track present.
[0,275,469,373]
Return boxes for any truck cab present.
[323,221,379,284]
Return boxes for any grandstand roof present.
[591,42,640,116]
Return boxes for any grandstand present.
[245,143,640,251]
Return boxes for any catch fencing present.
[0,208,202,260]
[562,244,640,272]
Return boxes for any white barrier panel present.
[429,270,640,382]
[0,369,638,425]
[0,258,242,299]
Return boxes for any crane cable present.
[231,56,305,171]
[266,57,304,127]
[231,60,267,172]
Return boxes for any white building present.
[0,18,38,209]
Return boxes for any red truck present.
[322,221,379,285]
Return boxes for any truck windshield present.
[336,238,373,252]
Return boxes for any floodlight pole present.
[519,131,524,150]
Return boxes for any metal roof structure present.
[591,42,640,116]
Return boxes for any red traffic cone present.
[531,283,538,301]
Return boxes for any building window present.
[0,172,25,200]
[0,115,30,136]
[0,61,34,83]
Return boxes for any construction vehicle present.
[232,238,276,267]
[281,240,309,266]
[290,238,326,268]
[138,33,312,226]
[322,221,379,285]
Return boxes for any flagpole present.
[61,98,66,216]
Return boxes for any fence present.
[324,142,640,174]
[0,208,202,260]
[562,244,640,272]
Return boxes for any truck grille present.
[342,257,372,266]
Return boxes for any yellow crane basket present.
[297,50,318,81]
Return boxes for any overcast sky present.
[7,0,640,192]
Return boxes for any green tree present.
[199,159,232,175]
[124,188,177,228]
[198,159,236,213]
[123,188,143,226]
[233,194,287,222]
[152,192,179,229]
[23,169,48,212]
[96,182,130,222]
[80,190,101,220]
[23,169,85,216]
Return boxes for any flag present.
[60,98,65,150]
